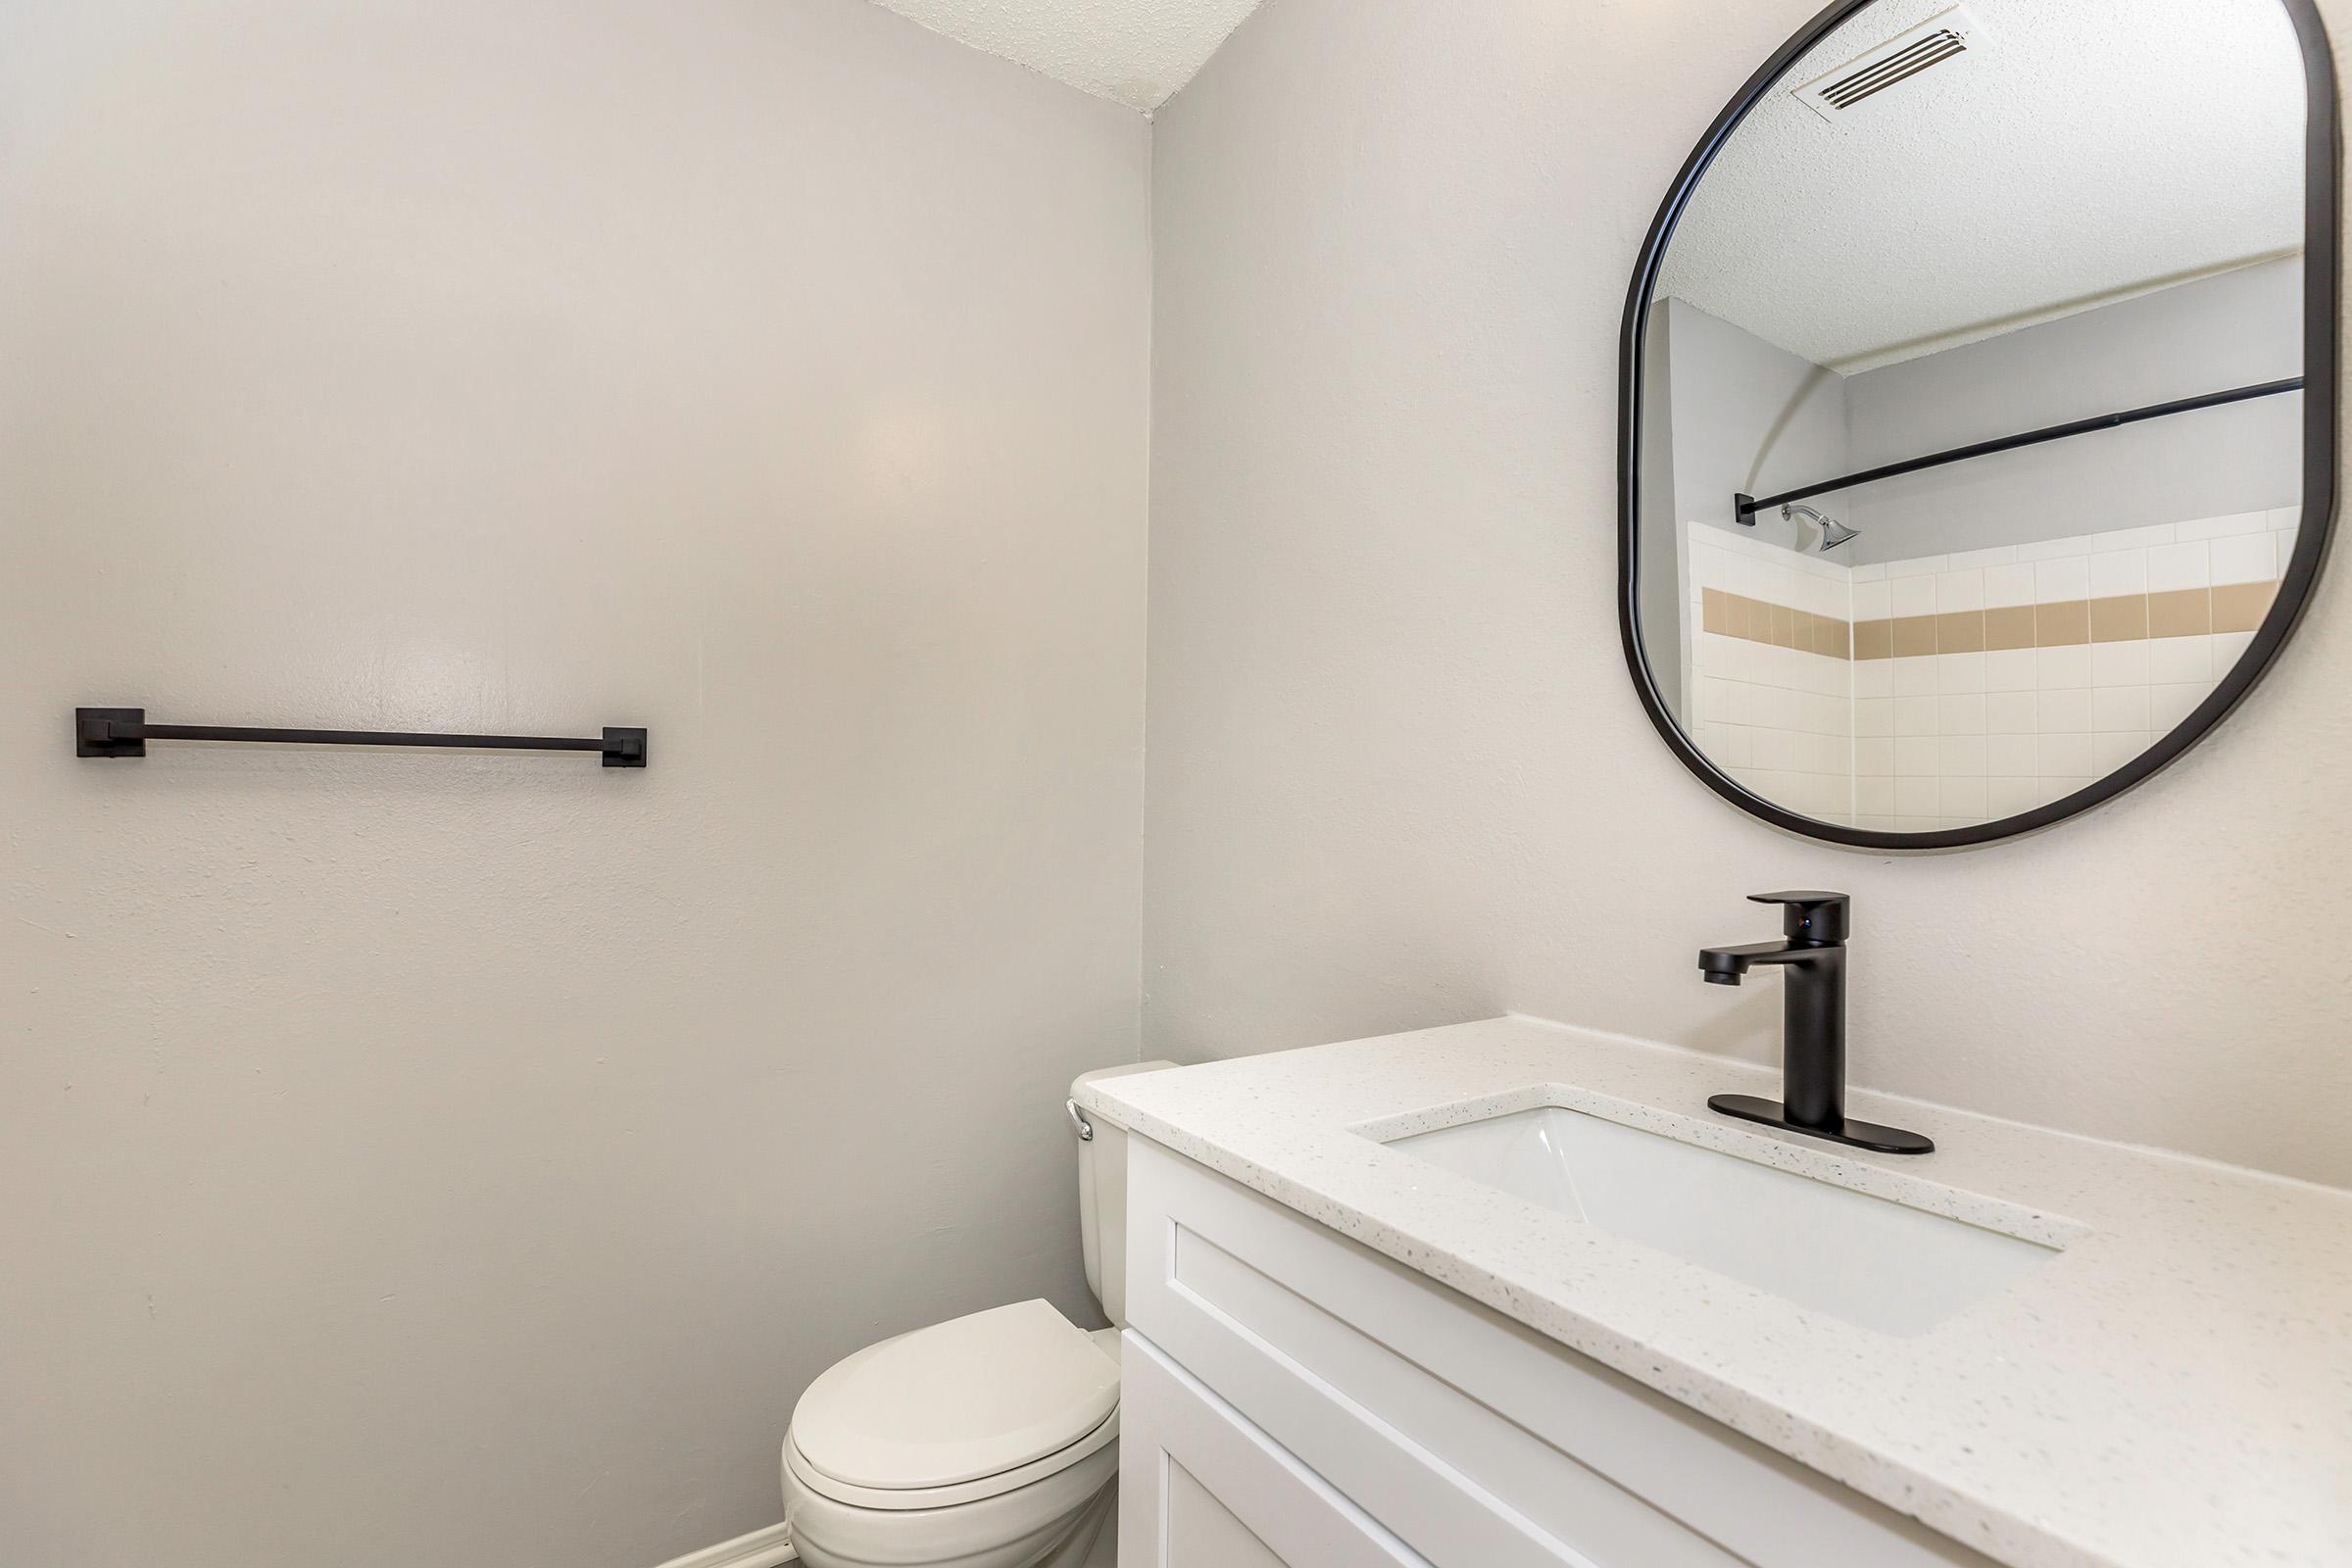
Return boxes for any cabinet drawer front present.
[1124,1139,1994,1568]
[1120,1333,1432,1568]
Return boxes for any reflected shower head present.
[1783,503,1861,553]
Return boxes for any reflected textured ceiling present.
[1657,0,2307,370]
[868,0,1265,111]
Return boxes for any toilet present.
[781,1062,1175,1568]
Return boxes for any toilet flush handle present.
[1065,1099,1095,1142]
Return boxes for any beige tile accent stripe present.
[1849,582,2278,659]
[1701,589,1853,660]
[1702,581,2281,662]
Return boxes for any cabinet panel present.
[1166,1462,1289,1568]
[1119,1332,1430,1568]
[1125,1138,1998,1568]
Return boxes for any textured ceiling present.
[1657,0,2307,370]
[868,0,1266,111]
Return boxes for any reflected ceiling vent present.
[1792,6,1984,122]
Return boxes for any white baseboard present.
[650,1520,795,1568]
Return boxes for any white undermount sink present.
[1382,1104,2060,1336]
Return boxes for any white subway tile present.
[1895,696,1937,736]
[1937,652,1986,694]
[2038,733,2093,775]
[1938,694,1987,735]
[1940,776,1987,815]
[1936,568,1984,612]
[1852,580,1892,621]
[1857,776,1897,815]
[2088,549,2147,599]
[2267,505,2303,531]
[2037,689,2090,732]
[2034,556,2090,603]
[1856,736,1893,776]
[1856,698,1893,737]
[2214,629,2256,667]
[1895,776,1940,815]
[1985,731,2036,774]
[1894,656,1938,696]
[1886,555,1950,578]
[2090,640,2149,688]
[1984,648,2038,692]
[1896,736,1938,777]
[2147,634,2212,685]
[1983,563,2037,609]
[1938,735,1987,775]
[1891,575,1938,617]
[1985,692,2036,733]
[2036,645,2092,690]
[2177,510,2269,541]
[2148,540,2210,593]
[2210,532,2278,586]
[2091,686,2149,732]
[1850,562,1888,581]
[1853,660,1893,698]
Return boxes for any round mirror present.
[1619,0,2336,849]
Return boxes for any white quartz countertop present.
[1075,1016,2352,1568]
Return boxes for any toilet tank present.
[1071,1061,1178,1329]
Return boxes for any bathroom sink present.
[1380,1105,2058,1336]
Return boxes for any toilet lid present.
[791,1300,1120,1492]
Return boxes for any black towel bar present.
[74,709,648,767]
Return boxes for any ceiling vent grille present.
[1792,7,1984,121]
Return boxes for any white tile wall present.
[1874,508,2295,833]
[1684,523,1855,825]
[1677,510,2295,834]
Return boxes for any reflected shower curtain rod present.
[74,709,649,767]
[1734,376,2304,524]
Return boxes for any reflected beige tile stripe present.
[1703,589,1852,659]
[1847,584,2279,659]
[1703,580,2280,662]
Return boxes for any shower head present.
[1783,503,1861,553]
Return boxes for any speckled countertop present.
[1075,1016,2352,1568]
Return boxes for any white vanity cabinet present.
[1117,1138,2000,1568]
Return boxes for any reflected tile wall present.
[1685,523,1856,826]
[1851,509,2295,833]
[1679,510,2298,833]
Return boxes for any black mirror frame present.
[1617,0,2339,851]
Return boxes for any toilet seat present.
[788,1299,1121,1510]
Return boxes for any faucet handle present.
[1748,890,1849,945]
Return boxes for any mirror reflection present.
[1635,0,2310,835]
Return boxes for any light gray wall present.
[1639,298,1853,710]
[0,4,1149,1567]
[1145,0,2351,1186]
[1843,257,2304,563]
[1637,307,1685,710]
[1662,298,1851,555]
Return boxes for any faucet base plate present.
[1707,1094,1935,1155]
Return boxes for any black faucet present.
[1699,892,1933,1155]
